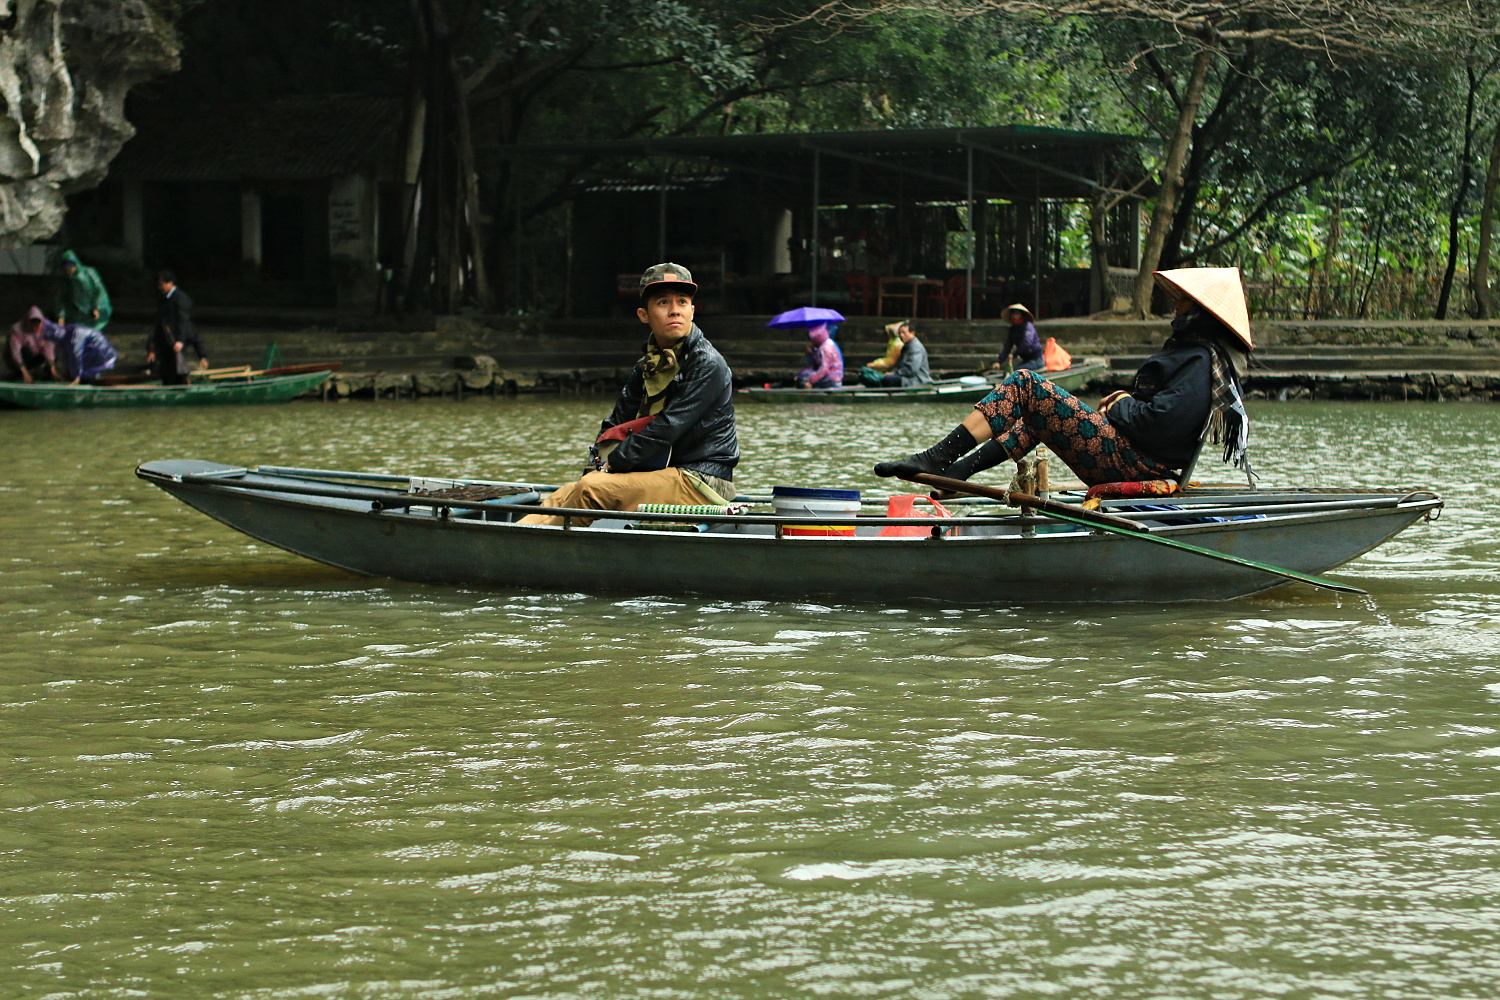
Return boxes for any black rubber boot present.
[873,425,978,478]
[929,439,1010,499]
[940,439,1009,481]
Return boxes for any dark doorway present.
[261,192,329,282]
[144,181,240,281]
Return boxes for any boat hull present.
[0,371,330,409]
[137,461,1440,604]
[739,363,1106,404]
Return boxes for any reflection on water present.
[1,398,1498,998]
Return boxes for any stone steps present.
[98,315,1500,395]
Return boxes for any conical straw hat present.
[1153,267,1253,350]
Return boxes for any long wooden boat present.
[739,361,1108,404]
[0,370,331,409]
[135,459,1442,604]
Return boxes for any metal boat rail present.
[148,466,1441,533]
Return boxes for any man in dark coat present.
[519,262,740,527]
[147,270,207,385]
[878,324,933,387]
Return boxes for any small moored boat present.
[739,361,1107,404]
[135,459,1442,604]
[0,369,331,409]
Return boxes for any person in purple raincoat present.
[40,316,118,385]
[6,306,56,382]
[767,306,847,389]
[795,323,844,388]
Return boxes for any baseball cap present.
[639,262,697,300]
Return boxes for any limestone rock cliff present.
[0,0,177,248]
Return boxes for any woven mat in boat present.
[411,484,533,501]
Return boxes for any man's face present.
[898,325,914,343]
[63,265,77,276]
[637,291,694,344]
[158,280,173,295]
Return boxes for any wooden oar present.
[903,472,1367,596]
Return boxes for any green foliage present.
[159,0,1500,317]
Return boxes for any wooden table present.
[877,276,943,317]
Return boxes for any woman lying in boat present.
[873,266,1253,489]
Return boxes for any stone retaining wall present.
[311,359,1500,403]
[1089,369,1500,402]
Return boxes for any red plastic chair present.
[931,275,968,319]
[843,273,875,315]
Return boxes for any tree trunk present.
[1319,193,1342,317]
[1089,188,1110,312]
[451,87,494,311]
[1357,193,1389,318]
[1132,44,1215,317]
[1436,63,1480,319]
[400,0,494,314]
[1474,122,1500,318]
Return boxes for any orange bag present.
[1042,337,1071,372]
[878,494,953,537]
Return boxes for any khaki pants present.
[518,468,708,527]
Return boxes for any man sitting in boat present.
[5,307,57,383]
[873,266,1253,488]
[860,322,932,387]
[519,263,740,527]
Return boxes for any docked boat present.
[0,369,331,409]
[738,360,1108,404]
[135,459,1442,604]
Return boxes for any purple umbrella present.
[766,307,846,328]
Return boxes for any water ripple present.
[1,399,1499,997]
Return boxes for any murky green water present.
[2,397,1498,999]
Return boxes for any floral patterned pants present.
[973,370,1176,486]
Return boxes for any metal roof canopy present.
[497,125,1152,315]
[497,125,1147,200]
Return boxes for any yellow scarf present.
[637,335,682,416]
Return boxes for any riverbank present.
[93,312,1500,402]
[301,365,1500,403]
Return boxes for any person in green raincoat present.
[55,250,112,330]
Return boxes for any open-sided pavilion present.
[501,124,1153,320]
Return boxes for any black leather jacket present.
[1105,338,1213,468]
[600,324,740,480]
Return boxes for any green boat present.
[0,370,331,410]
[739,361,1108,404]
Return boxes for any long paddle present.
[902,472,1366,596]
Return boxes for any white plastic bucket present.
[771,487,862,537]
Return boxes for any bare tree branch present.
[780,0,1492,58]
